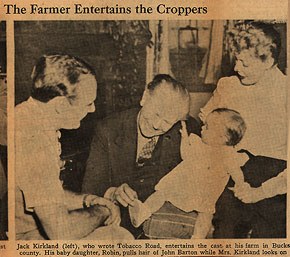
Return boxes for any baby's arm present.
[180,121,191,160]
[145,191,166,214]
[192,212,213,239]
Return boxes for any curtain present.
[199,20,226,85]
[146,20,172,84]
[147,20,227,87]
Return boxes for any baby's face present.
[201,112,228,146]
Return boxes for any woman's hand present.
[229,183,266,203]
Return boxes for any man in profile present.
[16,54,132,240]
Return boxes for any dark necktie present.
[137,137,158,166]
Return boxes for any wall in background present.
[15,21,147,117]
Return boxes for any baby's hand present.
[198,110,206,123]
[179,121,188,138]
[180,121,191,160]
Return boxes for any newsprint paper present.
[0,0,289,256]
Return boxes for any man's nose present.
[234,60,242,72]
[88,103,95,113]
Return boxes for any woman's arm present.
[232,169,287,203]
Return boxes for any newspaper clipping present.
[0,0,289,256]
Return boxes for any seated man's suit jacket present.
[82,108,200,234]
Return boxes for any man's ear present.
[48,96,70,114]
[31,66,36,80]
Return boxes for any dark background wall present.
[15,21,147,117]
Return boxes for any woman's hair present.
[228,21,281,64]
[211,108,247,146]
[31,54,96,103]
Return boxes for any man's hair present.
[31,54,96,103]
[228,21,281,64]
[147,74,188,97]
[211,108,247,146]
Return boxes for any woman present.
[15,54,132,240]
[200,21,287,238]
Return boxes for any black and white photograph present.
[14,20,287,240]
[0,20,8,241]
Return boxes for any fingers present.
[84,195,101,208]
[114,184,138,207]
[104,203,121,226]
[86,195,122,226]
[229,184,254,203]
[181,121,186,130]
[180,121,187,136]
[229,186,246,199]
[92,197,108,207]
[86,196,121,225]
[198,111,206,122]
[123,184,138,201]
[239,196,251,203]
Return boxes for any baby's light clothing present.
[155,134,248,214]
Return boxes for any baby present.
[129,108,249,238]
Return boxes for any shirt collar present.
[27,97,59,132]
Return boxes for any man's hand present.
[112,183,138,207]
[229,183,266,204]
[84,195,121,225]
